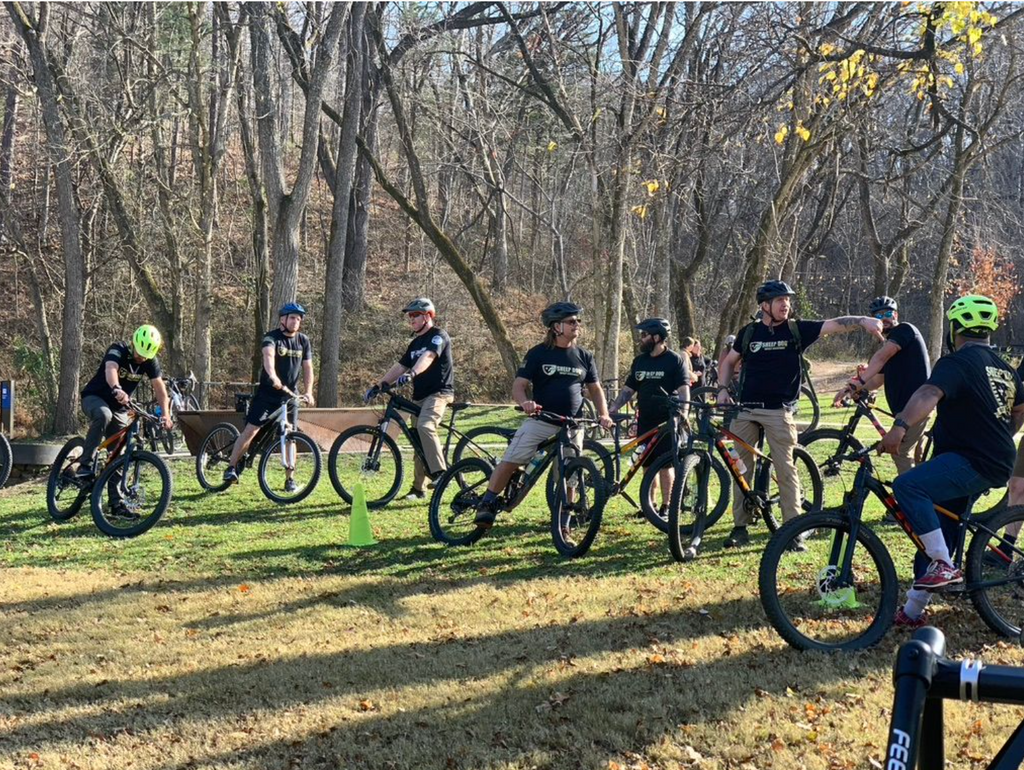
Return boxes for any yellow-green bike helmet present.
[946,294,998,350]
[132,325,162,360]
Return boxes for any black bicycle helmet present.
[869,296,898,314]
[402,297,435,316]
[278,302,307,317]
[635,317,671,340]
[541,301,583,327]
[755,280,796,304]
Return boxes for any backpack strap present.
[737,322,757,398]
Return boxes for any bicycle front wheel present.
[796,384,820,441]
[801,429,863,510]
[759,512,898,651]
[196,422,240,492]
[641,451,730,535]
[328,426,402,508]
[756,445,823,532]
[550,456,606,558]
[429,457,491,546]
[258,431,322,505]
[0,432,11,489]
[544,438,613,510]
[47,437,88,521]
[966,505,1024,638]
[667,452,723,562]
[91,450,172,538]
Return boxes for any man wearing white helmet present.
[367,298,454,499]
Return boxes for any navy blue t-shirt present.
[399,327,454,400]
[81,341,162,409]
[880,322,930,413]
[518,344,599,418]
[732,320,824,409]
[928,344,1024,485]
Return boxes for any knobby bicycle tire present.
[759,511,898,652]
[550,456,606,558]
[328,426,403,509]
[755,445,823,532]
[451,426,515,466]
[428,457,491,546]
[0,432,11,489]
[196,422,240,492]
[640,451,730,535]
[258,430,322,505]
[796,384,820,441]
[47,437,88,521]
[666,452,708,562]
[544,438,613,510]
[90,449,172,538]
[966,504,1024,639]
[801,428,864,507]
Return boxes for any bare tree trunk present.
[318,4,366,407]
[6,1,85,434]
[342,16,372,313]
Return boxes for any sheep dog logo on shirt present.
[541,364,586,377]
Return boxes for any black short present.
[637,417,672,468]
[245,392,288,427]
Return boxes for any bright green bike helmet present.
[946,294,998,349]
[132,324,162,360]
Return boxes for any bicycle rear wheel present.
[451,426,514,466]
[966,505,1024,638]
[196,422,240,492]
[91,450,172,538]
[755,446,823,532]
[550,456,606,558]
[641,451,730,535]
[258,431,322,505]
[759,512,898,651]
[429,457,490,546]
[0,433,11,489]
[796,384,820,441]
[328,426,402,508]
[666,452,710,562]
[47,437,89,521]
[801,429,863,510]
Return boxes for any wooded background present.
[2,1,1023,435]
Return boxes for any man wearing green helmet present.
[77,325,173,482]
[880,294,1024,629]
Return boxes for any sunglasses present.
[874,310,895,319]
[561,318,582,326]
[407,312,427,319]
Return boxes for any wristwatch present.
[893,418,910,431]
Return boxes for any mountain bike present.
[888,626,1024,770]
[667,400,823,562]
[582,378,635,439]
[690,380,819,441]
[759,442,1024,651]
[195,390,321,504]
[326,382,515,509]
[430,411,608,557]
[0,431,11,489]
[144,372,200,455]
[46,400,172,537]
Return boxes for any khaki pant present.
[502,418,582,465]
[893,420,927,476]
[412,393,452,490]
[730,407,801,526]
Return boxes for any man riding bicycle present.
[223,302,314,488]
[610,318,691,516]
[366,297,454,500]
[473,302,614,528]
[880,295,1024,628]
[836,296,931,476]
[717,280,884,548]
[78,325,172,487]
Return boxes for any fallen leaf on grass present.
[238,585,250,593]
[358,699,376,712]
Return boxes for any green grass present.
[2,406,1024,769]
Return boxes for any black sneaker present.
[723,526,749,548]
[223,466,239,484]
[284,479,298,494]
[403,487,426,501]
[109,503,140,523]
[427,470,444,490]
[474,501,498,529]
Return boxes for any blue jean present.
[891,452,993,578]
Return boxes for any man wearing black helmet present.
[836,296,930,475]
[473,301,614,528]
[223,302,314,487]
[717,280,884,548]
[610,318,691,514]
[366,298,454,499]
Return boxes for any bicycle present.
[887,626,1024,770]
[759,441,1024,651]
[0,430,11,489]
[667,400,823,562]
[690,380,820,441]
[45,400,173,538]
[195,390,321,504]
[582,378,635,440]
[325,382,516,509]
[429,410,608,557]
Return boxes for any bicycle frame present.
[889,627,1024,770]
[242,398,301,469]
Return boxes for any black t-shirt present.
[928,344,1024,485]
[258,329,312,397]
[626,350,690,424]
[518,344,599,418]
[880,322,930,413]
[399,327,454,400]
[81,341,162,409]
[732,320,824,409]
[689,354,707,381]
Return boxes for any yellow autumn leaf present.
[644,179,660,196]
[630,204,648,220]
[547,141,557,152]
[774,125,789,144]
[955,61,965,74]
[796,124,811,142]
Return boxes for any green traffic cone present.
[347,482,377,546]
